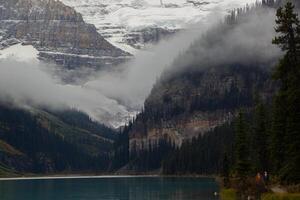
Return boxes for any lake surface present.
[0,176,219,200]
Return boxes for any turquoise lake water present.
[0,176,219,200]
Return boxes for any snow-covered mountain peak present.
[61,0,257,53]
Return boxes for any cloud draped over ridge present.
[84,12,224,109]
[0,4,284,127]
[0,59,132,127]
[170,8,282,74]
[85,6,282,109]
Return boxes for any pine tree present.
[272,1,300,184]
[222,152,230,188]
[273,2,300,62]
[282,80,300,183]
[235,111,251,178]
[270,94,286,172]
[235,111,251,200]
[252,97,269,172]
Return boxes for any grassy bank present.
[262,193,300,200]
[220,189,300,200]
[220,189,237,200]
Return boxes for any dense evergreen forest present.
[0,105,115,174]
[113,0,299,186]
[113,0,277,171]
[162,1,300,184]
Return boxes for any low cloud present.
[85,6,282,110]
[0,59,132,127]
[0,3,285,128]
[84,12,224,109]
[170,7,282,74]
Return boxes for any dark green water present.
[0,176,219,200]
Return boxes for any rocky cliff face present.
[124,27,177,49]
[129,110,235,154]
[0,0,130,71]
[128,65,274,159]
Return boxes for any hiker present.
[255,172,265,200]
[263,171,269,186]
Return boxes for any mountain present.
[0,104,117,176]
[0,0,131,73]
[1,0,298,177]
[119,1,282,171]
[125,65,274,171]
[60,0,258,53]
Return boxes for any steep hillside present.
[0,104,117,174]
[0,0,130,71]
[163,1,300,184]
[121,2,281,171]
[126,65,274,171]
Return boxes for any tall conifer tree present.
[272,1,300,183]
[235,111,251,178]
[253,97,269,172]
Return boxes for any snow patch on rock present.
[61,0,257,52]
[0,43,39,62]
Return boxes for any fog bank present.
[0,2,285,127]
[85,6,282,110]
[0,59,133,127]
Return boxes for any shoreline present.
[0,173,216,181]
[0,174,158,181]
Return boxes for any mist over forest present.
[0,2,284,127]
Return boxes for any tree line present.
[0,105,110,173]
[162,2,300,185]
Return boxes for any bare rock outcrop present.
[0,0,131,70]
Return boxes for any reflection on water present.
[0,176,219,200]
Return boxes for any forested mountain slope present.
[113,1,300,186]
[163,1,300,185]
[0,105,117,175]
[114,0,292,171]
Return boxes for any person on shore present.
[263,171,269,186]
[255,172,265,200]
